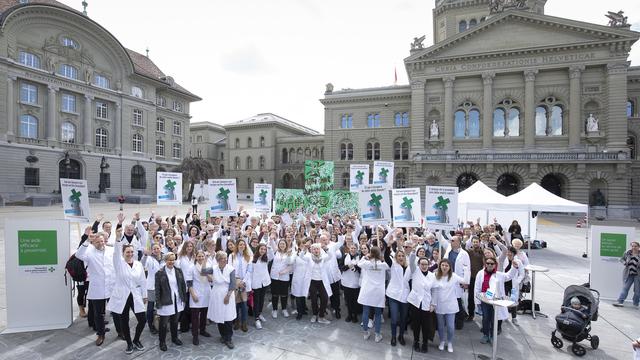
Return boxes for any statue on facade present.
[430,120,439,139]
[591,189,606,206]
[489,0,528,14]
[84,68,91,83]
[606,10,628,27]
[586,113,599,133]
[324,83,334,94]
[411,35,425,50]
[98,156,109,193]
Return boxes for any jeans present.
[618,274,640,305]
[236,301,248,322]
[362,306,382,334]
[388,298,408,337]
[436,312,456,344]
[481,302,495,337]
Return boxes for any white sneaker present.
[258,314,266,322]
[317,317,330,324]
[447,343,453,353]
[272,310,278,319]
[310,315,317,323]
[363,330,371,340]
[291,309,298,315]
[380,317,385,324]
[374,333,383,343]
[368,319,373,329]
[255,320,262,329]
[268,302,273,309]
[438,341,445,351]
[283,309,290,318]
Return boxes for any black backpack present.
[65,254,87,282]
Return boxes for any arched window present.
[312,148,318,158]
[458,20,468,32]
[305,148,311,158]
[496,173,520,196]
[367,113,381,128]
[59,64,78,79]
[131,165,146,190]
[235,138,240,148]
[156,140,165,157]
[541,174,564,197]
[469,18,478,27]
[493,99,520,136]
[59,158,82,179]
[341,172,350,188]
[19,51,40,68]
[95,128,108,148]
[454,101,480,138]
[132,133,143,152]
[395,173,407,189]
[456,172,478,191]
[219,164,224,175]
[535,97,564,136]
[282,173,293,189]
[260,136,265,147]
[340,142,353,160]
[628,100,635,118]
[172,143,181,158]
[247,137,252,148]
[61,122,76,143]
[297,148,303,163]
[19,114,38,138]
[393,140,409,160]
[259,156,265,169]
[282,148,289,163]
[247,156,253,169]
[366,140,380,160]
[289,147,295,163]
[394,112,409,127]
[234,157,240,170]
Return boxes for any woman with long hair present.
[341,243,362,323]
[251,242,274,329]
[188,250,212,345]
[291,238,311,320]
[177,240,195,333]
[384,244,412,347]
[357,246,390,343]
[270,239,294,318]
[432,259,470,353]
[142,243,163,334]
[229,239,252,331]
[407,256,437,353]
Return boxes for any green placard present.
[18,230,58,266]
[304,160,334,195]
[600,232,627,258]
[275,189,305,215]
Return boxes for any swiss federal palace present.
[1,0,640,218]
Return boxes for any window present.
[62,37,78,49]
[94,74,109,89]
[173,121,182,135]
[133,109,143,126]
[131,86,143,98]
[247,178,253,190]
[219,164,224,175]
[454,101,480,138]
[172,143,182,158]
[20,83,37,104]
[259,156,265,169]
[132,134,143,152]
[96,101,108,119]
[394,112,409,127]
[340,142,353,160]
[197,149,202,157]
[535,97,564,136]
[393,140,409,160]
[156,117,165,132]
[61,93,76,112]
[395,173,407,189]
[366,140,380,160]
[59,64,78,79]
[456,172,478,191]
[629,100,635,118]
[220,152,224,161]
[196,135,202,142]
[155,140,165,157]
[95,128,108,147]
[458,20,468,32]
[19,51,40,68]
[173,101,183,112]
[156,95,166,107]
[61,122,76,143]
[25,168,39,186]
[367,113,381,128]
[469,18,478,27]
[247,156,253,169]
[260,136,265,147]
[341,172,349,188]
[493,99,520,136]
[234,157,241,170]
[235,138,240,148]
[247,137,252,148]
[20,114,38,138]
[341,114,353,129]
[282,148,289,163]
[131,165,146,190]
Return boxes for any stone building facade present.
[0,1,200,204]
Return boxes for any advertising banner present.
[60,178,91,222]
[359,185,391,226]
[253,183,272,213]
[372,161,394,189]
[157,172,182,205]
[208,179,237,216]
[425,186,458,231]
[349,164,370,191]
[392,188,422,228]
[590,226,635,300]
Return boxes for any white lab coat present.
[291,252,311,297]
[177,255,195,283]
[297,252,334,298]
[76,243,115,300]
[442,246,471,298]
[407,270,436,311]
[473,267,518,320]
[270,251,294,281]
[251,253,274,290]
[386,261,412,303]
[143,255,163,293]
[189,264,211,309]
[324,235,345,283]
[357,258,389,308]
[207,264,237,323]
[228,253,252,291]
[341,254,361,289]
[433,273,470,315]
[107,240,147,314]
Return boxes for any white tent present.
[497,182,588,213]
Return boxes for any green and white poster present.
[326,190,359,216]
[208,179,237,216]
[60,178,91,222]
[392,188,422,228]
[275,189,304,215]
[590,226,635,301]
[425,186,458,231]
[359,185,391,226]
[304,160,334,195]
[373,161,394,189]
[253,183,272,213]
[350,164,369,191]
[157,172,182,206]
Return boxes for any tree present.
[173,157,216,201]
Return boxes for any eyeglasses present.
[177,220,184,223]
[486,262,496,265]
[403,246,412,248]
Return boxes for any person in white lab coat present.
[384,243,412,347]
[142,243,163,334]
[442,235,471,330]
[228,239,252,332]
[155,252,187,352]
[407,257,437,353]
[207,251,237,349]
[291,239,311,321]
[358,246,390,343]
[188,250,212,345]
[251,242,274,329]
[303,243,334,324]
[341,243,362,323]
[432,258,470,353]
[177,240,195,333]
[75,233,115,346]
[270,239,294,318]
[109,238,147,354]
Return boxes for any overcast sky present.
[59,0,640,133]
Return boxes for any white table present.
[477,294,516,360]
[525,264,549,319]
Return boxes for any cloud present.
[219,45,272,75]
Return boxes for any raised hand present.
[117,212,125,224]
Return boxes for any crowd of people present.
[74,207,531,354]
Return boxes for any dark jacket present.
[155,266,187,308]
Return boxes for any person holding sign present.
[613,241,640,308]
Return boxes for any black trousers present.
[253,286,267,319]
[179,297,191,331]
[343,286,361,318]
[190,307,208,339]
[159,313,179,345]
[120,293,146,346]
[295,296,307,316]
[454,297,466,330]
[90,298,107,336]
[77,282,88,306]
[410,304,436,344]
[467,277,476,316]
[309,280,328,317]
[329,281,341,311]
[217,321,233,342]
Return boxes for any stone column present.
[114,102,122,151]
[410,79,426,155]
[443,76,455,151]
[47,86,57,142]
[523,69,538,149]
[568,65,585,149]
[606,62,630,151]
[6,76,16,139]
[482,71,495,150]
[83,95,93,146]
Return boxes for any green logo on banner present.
[18,230,57,266]
[600,233,626,257]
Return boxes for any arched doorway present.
[282,173,293,189]
[295,174,305,188]
[59,158,82,179]
[541,174,564,197]
[496,173,520,196]
[456,172,478,191]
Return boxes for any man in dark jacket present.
[467,237,485,321]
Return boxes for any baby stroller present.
[551,285,600,357]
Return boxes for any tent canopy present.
[458,180,506,209]
[497,182,588,213]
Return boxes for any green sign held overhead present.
[18,230,57,266]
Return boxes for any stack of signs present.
[208,179,237,216]
[60,178,91,222]
[157,172,182,205]
[424,186,458,231]
[253,183,272,213]
[372,161,394,189]
[326,190,359,216]
[392,188,421,228]
[358,185,391,226]
[349,164,369,192]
